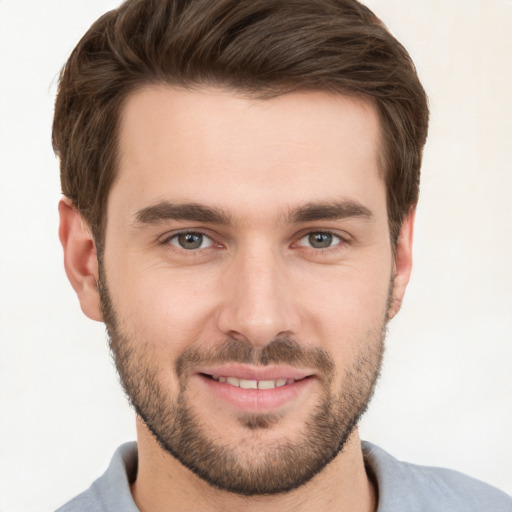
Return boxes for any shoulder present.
[55,442,139,512]
[55,492,96,512]
[362,442,512,512]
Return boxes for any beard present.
[98,267,387,496]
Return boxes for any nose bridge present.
[217,239,297,346]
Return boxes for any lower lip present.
[197,374,314,412]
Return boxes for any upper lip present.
[195,364,315,381]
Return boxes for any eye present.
[297,232,342,249]
[168,232,214,250]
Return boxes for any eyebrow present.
[134,202,232,225]
[287,201,374,223]
[133,199,373,227]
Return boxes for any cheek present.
[106,244,392,362]
[109,260,222,356]
[293,262,392,354]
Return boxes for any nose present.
[216,245,300,347]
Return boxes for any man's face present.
[95,86,409,494]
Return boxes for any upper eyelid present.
[160,228,215,243]
[299,231,342,239]
[160,231,219,254]
[294,228,350,242]
[295,231,345,247]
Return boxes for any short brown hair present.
[53,0,428,249]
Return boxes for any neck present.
[131,418,377,512]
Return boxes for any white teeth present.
[212,376,295,389]
[239,379,258,389]
[226,377,240,387]
[258,380,276,390]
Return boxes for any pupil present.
[309,232,332,248]
[179,233,202,249]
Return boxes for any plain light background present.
[0,1,511,510]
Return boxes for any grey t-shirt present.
[56,441,512,511]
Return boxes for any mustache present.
[175,336,335,380]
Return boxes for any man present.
[53,0,512,510]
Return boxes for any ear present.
[58,198,103,321]
[388,209,415,319]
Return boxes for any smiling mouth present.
[201,374,308,390]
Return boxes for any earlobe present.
[388,209,415,319]
[58,198,103,322]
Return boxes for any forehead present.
[112,85,385,223]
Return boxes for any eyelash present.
[160,230,217,252]
[295,231,345,251]
[159,229,349,254]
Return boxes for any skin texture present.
[59,86,414,512]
